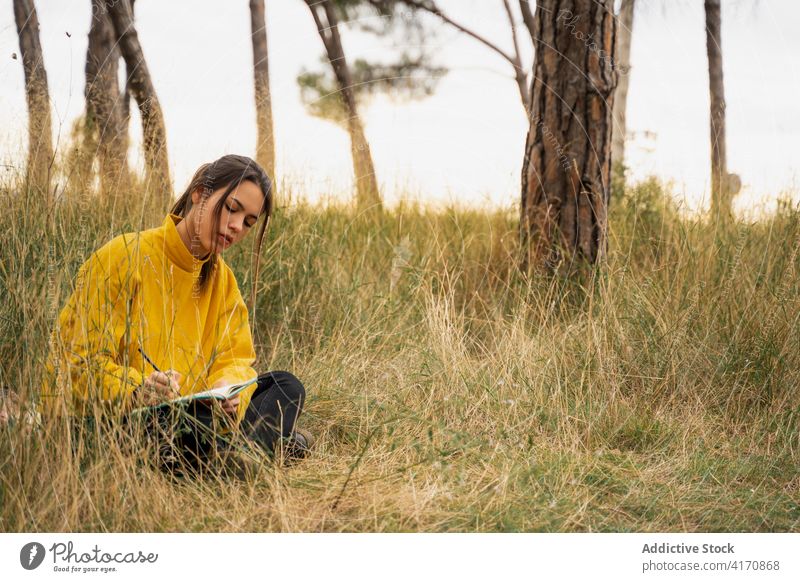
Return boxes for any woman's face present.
[190,180,265,256]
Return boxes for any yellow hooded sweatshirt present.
[41,213,259,424]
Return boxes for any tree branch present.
[401,0,517,66]
[502,0,529,108]
[518,0,536,45]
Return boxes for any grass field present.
[1,173,798,532]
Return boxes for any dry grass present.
[1,172,798,532]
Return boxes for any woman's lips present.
[217,233,231,248]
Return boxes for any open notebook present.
[130,376,259,413]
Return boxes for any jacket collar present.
[162,213,211,272]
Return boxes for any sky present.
[1,0,798,215]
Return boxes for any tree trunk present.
[520,0,617,271]
[85,0,129,198]
[119,0,135,173]
[105,0,171,207]
[250,0,276,179]
[305,0,382,211]
[14,0,53,200]
[705,0,733,222]
[611,0,634,179]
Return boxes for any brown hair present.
[170,154,272,317]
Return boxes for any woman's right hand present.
[138,369,182,406]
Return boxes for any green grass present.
[1,172,798,532]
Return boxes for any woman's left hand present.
[211,379,240,419]
[219,394,240,418]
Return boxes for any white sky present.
[1,0,798,214]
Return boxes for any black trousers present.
[139,370,306,474]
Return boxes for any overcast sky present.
[1,0,798,214]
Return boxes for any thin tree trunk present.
[502,0,530,110]
[14,0,53,200]
[105,0,171,207]
[119,0,135,172]
[86,0,129,198]
[518,0,536,45]
[520,0,617,271]
[612,0,634,178]
[306,0,381,211]
[705,0,732,221]
[250,0,276,179]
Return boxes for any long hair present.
[170,154,272,319]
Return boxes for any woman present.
[41,154,312,474]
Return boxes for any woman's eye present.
[225,204,234,212]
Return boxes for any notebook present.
[130,376,259,414]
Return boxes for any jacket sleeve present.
[43,235,144,415]
[206,264,258,423]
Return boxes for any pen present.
[138,347,162,373]
[137,348,180,398]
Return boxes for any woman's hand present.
[138,369,182,406]
[211,378,240,419]
[0,389,19,427]
[219,395,240,418]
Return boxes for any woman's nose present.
[228,217,243,233]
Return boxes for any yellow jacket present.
[41,214,258,424]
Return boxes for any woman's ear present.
[191,187,201,206]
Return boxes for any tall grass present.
[1,171,798,532]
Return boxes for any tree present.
[105,0,171,208]
[13,0,53,199]
[520,0,617,271]
[611,0,635,181]
[300,0,444,211]
[302,0,381,211]
[705,0,739,222]
[85,0,130,198]
[250,0,276,179]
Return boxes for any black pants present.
[138,370,306,474]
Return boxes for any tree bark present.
[85,0,129,198]
[250,0,276,179]
[520,0,617,271]
[705,0,733,221]
[14,0,53,199]
[306,0,381,211]
[611,0,634,177]
[105,0,171,207]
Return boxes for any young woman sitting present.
[40,154,312,476]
